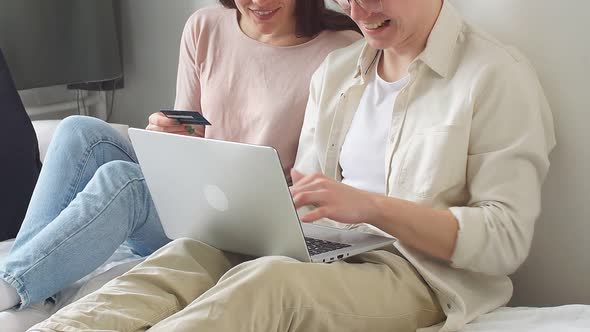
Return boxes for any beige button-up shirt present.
[294,2,556,331]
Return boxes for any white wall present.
[110,0,216,128]
[451,0,590,306]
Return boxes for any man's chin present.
[365,39,391,50]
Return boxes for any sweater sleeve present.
[174,13,202,113]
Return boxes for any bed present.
[2,238,589,332]
[0,239,143,331]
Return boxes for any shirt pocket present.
[396,124,467,199]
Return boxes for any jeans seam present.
[63,139,138,212]
[18,177,145,288]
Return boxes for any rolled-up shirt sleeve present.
[450,58,556,276]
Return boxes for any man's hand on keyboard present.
[289,169,380,224]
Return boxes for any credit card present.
[160,110,211,125]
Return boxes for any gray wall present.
[110,0,215,128]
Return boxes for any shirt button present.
[446,303,452,309]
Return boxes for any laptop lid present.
[128,128,311,262]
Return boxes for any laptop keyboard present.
[305,237,351,256]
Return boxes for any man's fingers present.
[292,190,329,209]
[300,207,331,223]
[291,172,329,193]
[291,169,305,183]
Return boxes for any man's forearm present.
[368,195,459,262]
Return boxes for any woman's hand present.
[290,169,379,224]
[146,112,205,137]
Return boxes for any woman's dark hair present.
[218,0,361,37]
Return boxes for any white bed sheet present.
[2,239,589,331]
[0,239,143,332]
[458,305,590,331]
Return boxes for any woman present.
[0,0,360,311]
[30,0,555,331]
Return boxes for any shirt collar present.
[354,1,464,80]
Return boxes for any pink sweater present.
[174,6,360,177]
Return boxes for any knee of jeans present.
[56,115,110,142]
[95,160,143,183]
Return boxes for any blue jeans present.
[0,116,170,308]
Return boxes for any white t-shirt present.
[340,65,409,194]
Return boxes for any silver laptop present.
[128,128,395,263]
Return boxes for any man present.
[31,0,555,331]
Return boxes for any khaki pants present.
[31,239,443,332]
